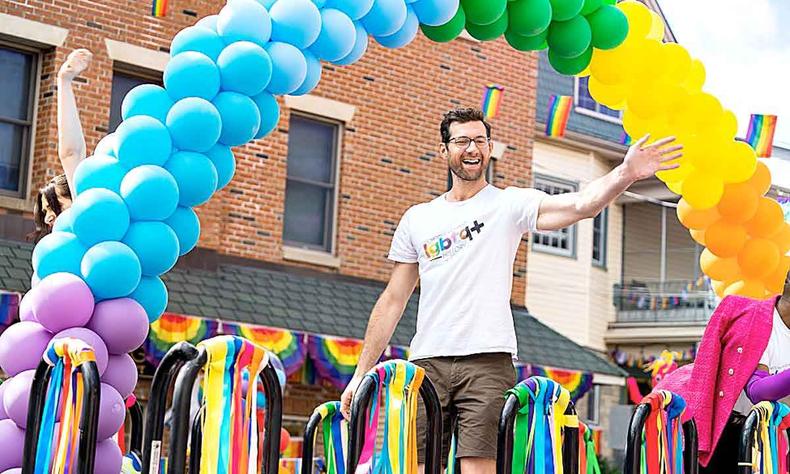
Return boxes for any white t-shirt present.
[387,185,547,361]
[759,307,790,375]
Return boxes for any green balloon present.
[550,0,584,21]
[603,0,616,4]
[466,10,509,41]
[421,6,467,43]
[508,0,552,36]
[547,15,591,58]
[548,46,592,75]
[462,0,507,26]
[587,5,628,49]
[579,0,602,16]
[504,28,548,51]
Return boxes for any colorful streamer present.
[517,364,594,403]
[481,84,505,120]
[748,401,790,474]
[579,422,601,474]
[545,95,573,138]
[307,335,364,390]
[310,401,348,474]
[745,114,778,158]
[639,391,685,474]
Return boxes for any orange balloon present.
[677,199,720,229]
[717,182,759,224]
[711,279,731,298]
[700,248,740,282]
[705,220,747,258]
[764,256,790,295]
[724,280,768,299]
[746,197,785,237]
[690,228,706,246]
[738,238,781,279]
[746,161,772,196]
[682,171,724,210]
[770,222,790,256]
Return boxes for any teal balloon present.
[170,26,225,61]
[121,85,173,123]
[165,207,200,256]
[130,276,168,323]
[71,188,130,246]
[251,92,280,139]
[310,8,356,62]
[508,0,552,36]
[269,0,322,49]
[166,98,222,153]
[217,0,272,46]
[164,52,220,101]
[196,14,219,31]
[265,42,307,95]
[579,0,602,16]
[420,6,465,42]
[217,41,272,96]
[548,46,592,75]
[32,231,86,279]
[547,15,591,58]
[164,151,218,207]
[81,241,141,300]
[375,6,419,48]
[52,207,74,233]
[115,116,172,168]
[94,133,117,158]
[362,0,407,37]
[325,0,374,21]
[291,50,322,96]
[587,5,628,50]
[122,221,179,276]
[549,0,583,21]
[333,22,369,65]
[412,0,459,26]
[213,92,261,146]
[504,28,548,51]
[120,165,179,221]
[205,145,235,190]
[465,9,508,41]
[73,155,127,195]
[462,0,506,26]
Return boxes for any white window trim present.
[0,14,68,48]
[284,95,356,123]
[592,207,608,268]
[283,246,341,268]
[573,76,623,125]
[593,373,626,386]
[105,39,169,73]
[586,385,601,425]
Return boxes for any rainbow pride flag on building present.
[745,114,778,157]
[545,95,573,138]
[151,0,168,17]
[481,84,504,120]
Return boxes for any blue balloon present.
[213,91,261,146]
[264,42,307,95]
[120,165,179,221]
[374,6,418,48]
[196,14,219,31]
[122,221,179,276]
[312,0,327,7]
[217,0,272,47]
[115,116,172,168]
[164,52,220,101]
[251,92,280,139]
[217,41,272,96]
[52,207,74,233]
[71,188,131,246]
[291,50,322,96]
[334,22,369,65]
[166,98,222,152]
[325,0,374,20]
[310,8,356,62]
[269,0,322,49]
[94,133,117,157]
[165,207,200,256]
[81,241,141,300]
[205,145,235,190]
[130,275,168,323]
[170,26,225,61]
[361,0,407,37]
[121,84,173,123]
[164,151,218,207]
[73,155,127,195]
[32,231,86,279]
[412,0,459,26]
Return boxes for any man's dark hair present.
[440,108,491,144]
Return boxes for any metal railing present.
[614,279,716,323]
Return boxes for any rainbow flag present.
[516,363,594,402]
[620,131,631,145]
[745,114,778,157]
[545,95,573,137]
[151,0,168,17]
[306,335,363,389]
[481,84,505,120]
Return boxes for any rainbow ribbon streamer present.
[311,402,349,474]
[545,95,573,138]
[517,365,594,403]
[307,335,364,390]
[745,114,778,158]
[481,84,505,120]
[151,0,168,17]
[639,391,685,474]
[145,313,219,365]
[226,323,306,376]
[749,402,790,474]
[579,422,601,474]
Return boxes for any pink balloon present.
[18,290,36,323]
[32,272,95,333]
[101,353,138,398]
[0,321,52,376]
[53,327,108,376]
[97,383,125,441]
[0,380,8,420]
[87,298,149,355]
[0,419,24,471]
[94,439,122,474]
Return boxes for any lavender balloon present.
[101,354,139,399]
[2,370,43,429]
[0,382,8,420]
[31,272,95,333]
[0,419,24,471]
[94,438,123,474]
[1,469,21,474]
[53,328,109,376]
[18,290,36,323]
[97,383,125,441]
[87,298,149,355]
[0,322,52,376]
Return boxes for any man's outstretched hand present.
[622,134,683,182]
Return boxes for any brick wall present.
[1,0,539,302]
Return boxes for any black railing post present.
[624,404,651,474]
[738,410,761,474]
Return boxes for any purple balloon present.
[31,272,95,333]
[0,381,8,420]
[101,353,138,398]
[3,370,36,429]
[53,327,109,376]
[18,290,36,323]
[0,322,52,376]
[97,383,125,441]
[94,438,123,474]
[87,298,149,355]
[0,419,24,471]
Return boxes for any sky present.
[657,0,790,149]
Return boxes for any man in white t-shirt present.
[340,108,681,474]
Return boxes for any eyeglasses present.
[447,136,490,150]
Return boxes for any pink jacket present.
[655,295,775,467]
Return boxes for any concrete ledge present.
[284,95,356,123]
[283,245,341,268]
[105,39,169,72]
[0,14,68,47]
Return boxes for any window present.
[0,43,37,196]
[575,76,622,122]
[586,385,601,425]
[283,114,340,253]
[108,69,162,132]
[592,207,608,267]
[532,175,577,257]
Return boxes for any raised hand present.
[623,134,684,182]
[58,48,93,81]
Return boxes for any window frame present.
[282,111,343,255]
[531,174,578,258]
[592,206,608,268]
[108,64,163,133]
[573,76,623,124]
[586,384,601,425]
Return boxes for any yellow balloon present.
[672,93,723,132]
[683,134,721,172]
[682,171,724,210]
[588,77,627,109]
[621,110,653,140]
[720,140,758,184]
[662,43,692,84]
[690,228,706,246]
[683,60,706,92]
[700,248,740,282]
[656,159,693,184]
[646,11,665,41]
[666,180,683,195]
[628,39,666,82]
[699,110,738,141]
[618,1,653,41]
[738,238,781,279]
[626,82,672,119]
[590,47,630,85]
[724,280,768,299]
[677,198,720,229]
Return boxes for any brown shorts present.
[414,352,516,464]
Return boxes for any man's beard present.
[449,157,485,182]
